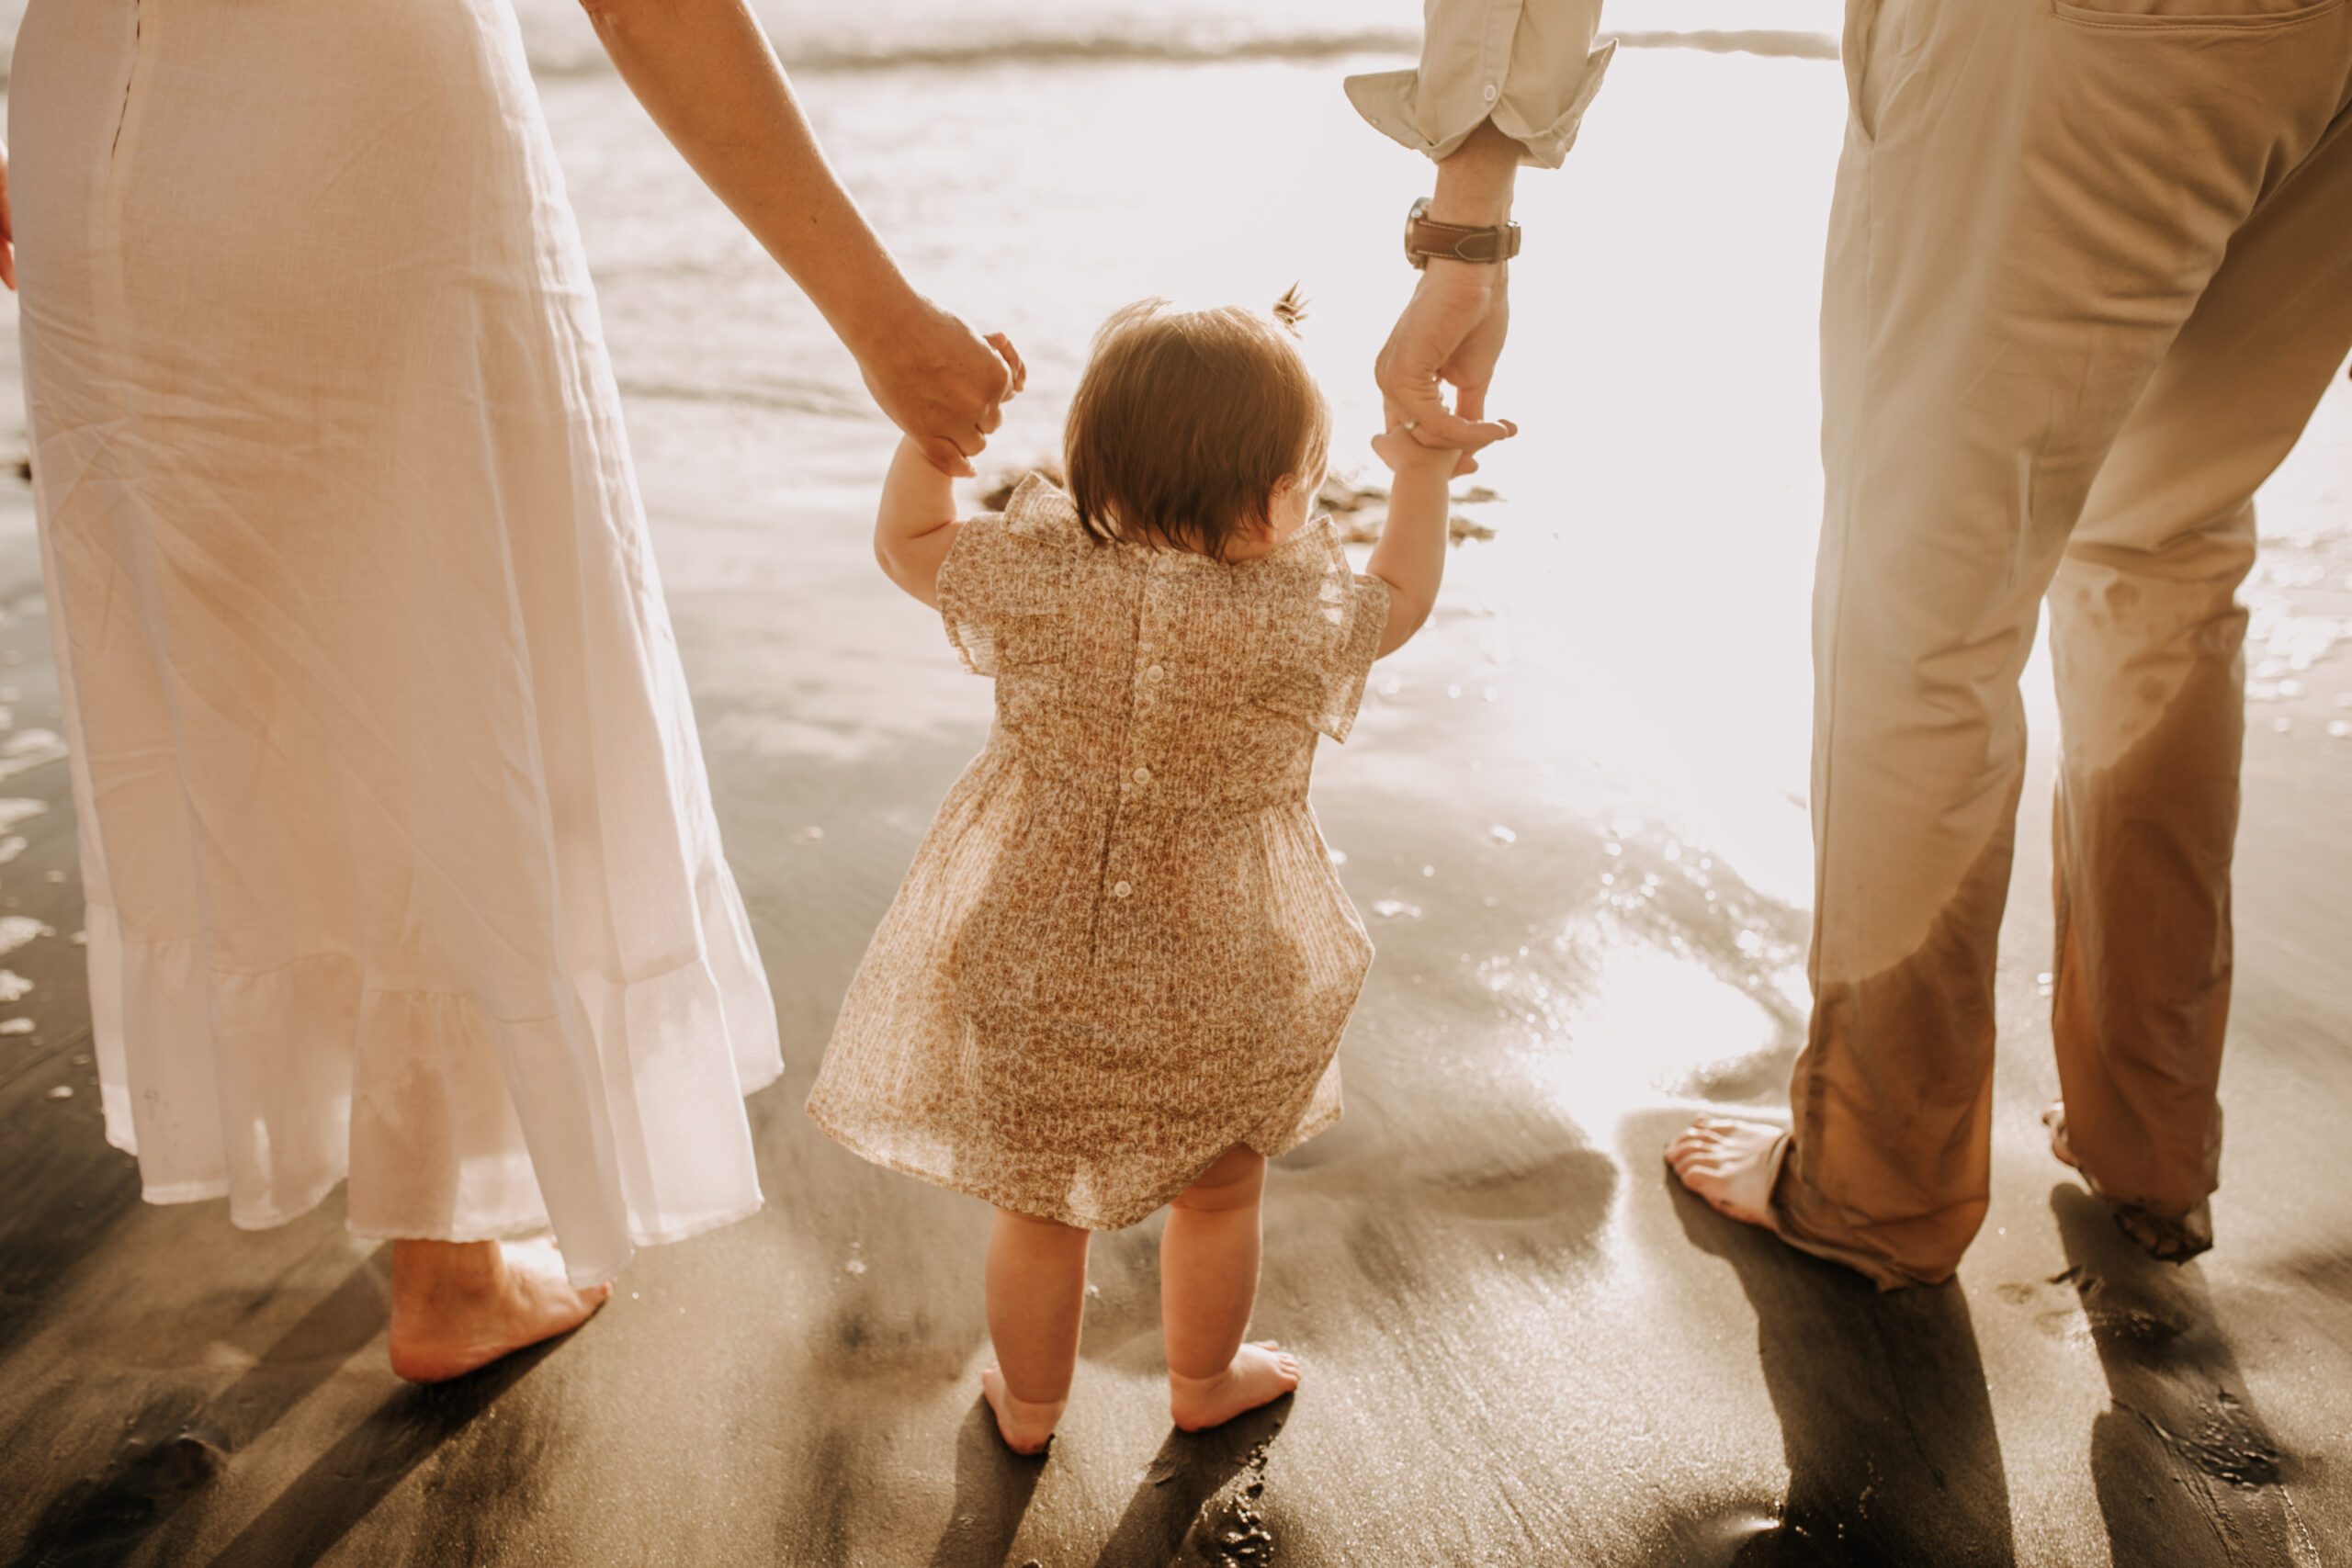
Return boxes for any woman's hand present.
[582,0,1026,475]
[856,307,1023,478]
[1,141,17,291]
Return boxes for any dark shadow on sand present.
[2050,1184,2323,1565]
[924,1398,1046,1568]
[10,1252,393,1568]
[0,1043,141,1366]
[197,1336,560,1568]
[10,1245,575,1568]
[1088,1398,1288,1568]
[1668,1173,2018,1567]
[0,773,132,1368]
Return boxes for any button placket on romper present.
[1113,554,1172,909]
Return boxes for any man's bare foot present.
[2042,1102,2082,1173]
[387,1236,611,1383]
[1664,1116,1788,1228]
[980,1363,1065,1455]
[1169,1341,1300,1432]
[2042,1102,2213,1264]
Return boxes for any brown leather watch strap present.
[1404,197,1521,269]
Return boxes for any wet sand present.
[5,33,2352,1568]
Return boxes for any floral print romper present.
[807,477,1391,1229]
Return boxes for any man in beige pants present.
[1365,0,2352,1289]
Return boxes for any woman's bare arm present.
[581,0,1010,474]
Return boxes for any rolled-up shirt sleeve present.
[1345,0,1614,170]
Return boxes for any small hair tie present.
[1272,284,1308,333]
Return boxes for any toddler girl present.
[806,294,1487,1453]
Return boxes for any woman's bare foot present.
[1169,1341,1300,1432]
[387,1236,611,1383]
[980,1362,1065,1455]
[1664,1116,1788,1227]
[2042,1101,2213,1264]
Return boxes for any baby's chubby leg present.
[982,1207,1091,1454]
[1163,1145,1301,1431]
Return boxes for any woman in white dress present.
[2,0,1016,1380]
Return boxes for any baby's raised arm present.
[1365,424,1499,655]
[873,336,1024,606]
[874,436,964,607]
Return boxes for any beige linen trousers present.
[1780,0,2352,1286]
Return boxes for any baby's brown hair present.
[1064,289,1330,563]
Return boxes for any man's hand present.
[858,299,1023,478]
[1375,118,1524,473]
[1375,259,1511,472]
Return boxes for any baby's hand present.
[1371,422,1508,478]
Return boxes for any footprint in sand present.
[1999,1262,2194,1347]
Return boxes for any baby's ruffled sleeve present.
[1256,570,1393,743]
[1315,573,1394,742]
[936,512,1012,676]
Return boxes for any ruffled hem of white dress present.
[85,867,781,1289]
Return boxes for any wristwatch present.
[1403,196,1521,269]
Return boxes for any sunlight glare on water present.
[1530,940,1784,1122]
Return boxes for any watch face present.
[1405,196,1431,267]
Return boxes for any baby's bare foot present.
[1664,1116,1787,1228]
[980,1363,1065,1455]
[388,1236,611,1383]
[1169,1341,1300,1432]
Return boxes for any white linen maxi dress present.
[8,0,781,1285]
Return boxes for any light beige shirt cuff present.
[1344,37,1615,171]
